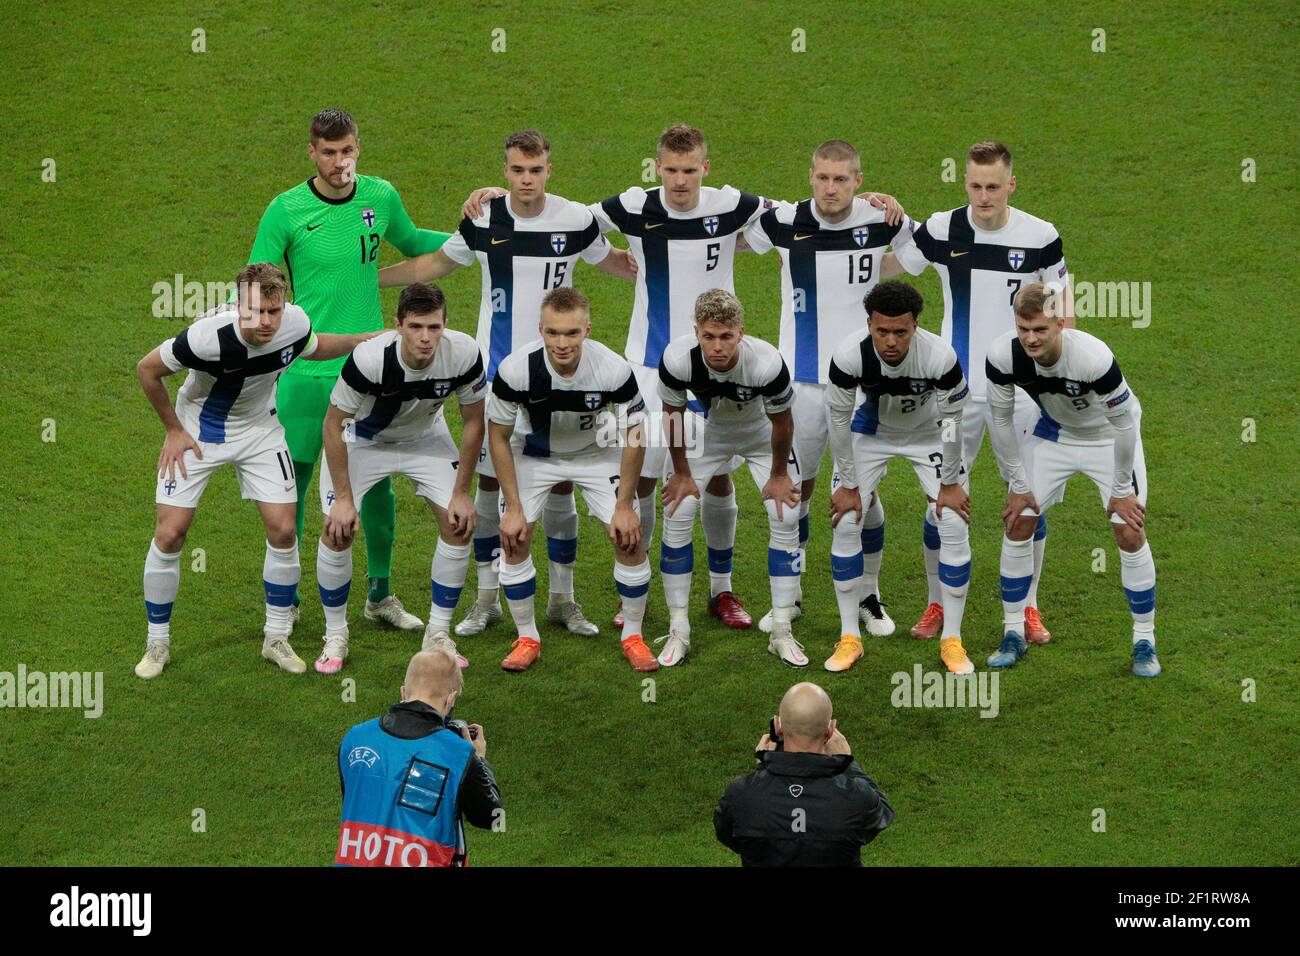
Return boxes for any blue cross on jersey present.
[853,227,869,247]
[361,208,376,227]
[164,479,177,495]
[1008,248,1025,269]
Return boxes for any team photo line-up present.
[134,111,1158,681]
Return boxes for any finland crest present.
[433,380,451,398]
[551,233,567,254]
[909,378,928,394]
[280,346,294,365]
[703,215,719,236]
[734,386,753,403]
[853,227,869,248]
[1063,380,1083,397]
[584,392,604,410]
[1008,248,1026,269]
[361,207,376,228]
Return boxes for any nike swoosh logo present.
[222,367,242,374]
[381,390,399,397]
[644,222,663,230]
[793,233,813,241]
[528,396,545,404]
[949,250,969,258]
[306,223,323,231]
[491,238,509,245]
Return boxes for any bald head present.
[403,649,462,706]
[779,682,833,742]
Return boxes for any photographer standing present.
[713,683,893,866]
[335,649,501,867]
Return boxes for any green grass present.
[3,0,1297,866]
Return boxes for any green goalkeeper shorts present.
[276,373,335,464]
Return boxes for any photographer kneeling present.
[336,648,501,867]
[713,682,893,866]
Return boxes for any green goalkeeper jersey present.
[246,174,449,377]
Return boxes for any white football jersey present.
[590,185,769,369]
[985,329,1139,444]
[488,339,644,458]
[658,333,794,429]
[442,193,611,379]
[893,205,1067,398]
[159,303,317,443]
[745,197,916,385]
[827,326,969,436]
[329,328,487,444]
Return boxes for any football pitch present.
[4,0,1297,866]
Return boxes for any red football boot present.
[708,591,753,629]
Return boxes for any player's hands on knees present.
[462,186,508,220]
[861,192,905,226]
[499,507,528,549]
[1002,491,1039,532]
[935,482,971,524]
[662,472,700,517]
[762,474,800,521]
[829,486,863,527]
[324,500,359,549]
[158,427,202,481]
[609,502,642,552]
[1107,494,1145,532]
[447,491,477,538]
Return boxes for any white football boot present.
[262,633,307,674]
[314,630,349,675]
[364,595,423,631]
[423,628,469,669]
[859,594,896,637]
[758,600,803,634]
[454,599,503,637]
[653,627,692,667]
[546,598,600,636]
[134,641,170,680]
[767,623,809,667]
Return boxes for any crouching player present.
[984,283,1159,676]
[656,290,805,668]
[315,283,487,673]
[486,288,656,673]
[135,263,375,678]
[826,281,973,674]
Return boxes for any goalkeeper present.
[246,107,451,629]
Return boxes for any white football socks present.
[143,539,181,644]
[316,541,353,634]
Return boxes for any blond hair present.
[812,139,861,173]
[694,289,743,328]
[236,262,288,302]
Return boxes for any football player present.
[380,130,636,640]
[655,290,804,667]
[983,283,1159,677]
[135,263,375,678]
[485,288,655,673]
[314,283,487,674]
[825,281,973,675]
[885,141,1070,645]
[245,108,452,634]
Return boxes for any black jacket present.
[374,700,503,829]
[713,751,893,867]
